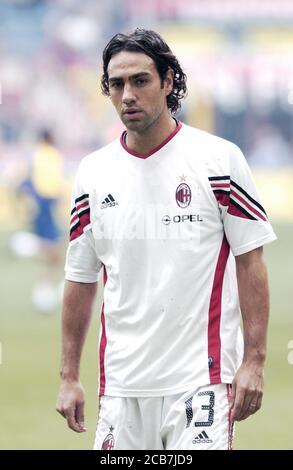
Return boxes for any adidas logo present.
[192,430,213,444]
[101,194,118,209]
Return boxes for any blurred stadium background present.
[0,0,292,450]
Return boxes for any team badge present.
[176,183,192,208]
[101,426,115,450]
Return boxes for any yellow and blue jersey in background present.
[22,142,63,242]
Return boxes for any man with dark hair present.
[101,29,187,115]
[56,29,276,450]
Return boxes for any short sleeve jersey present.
[65,122,277,397]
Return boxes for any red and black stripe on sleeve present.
[209,176,267,221]
[69,194,90,241]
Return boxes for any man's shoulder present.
[181,123,241,155]
[80,138,120,169]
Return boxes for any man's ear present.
[165,68,174,96]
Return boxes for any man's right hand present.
[56,380,87,433]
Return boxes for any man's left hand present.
[229,361,264,422]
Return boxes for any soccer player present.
[18,129,63,313]
[56,29,277,450]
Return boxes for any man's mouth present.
[123,108,143,118]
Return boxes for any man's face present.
[107,51,173,132]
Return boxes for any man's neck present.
[125,114,177,155]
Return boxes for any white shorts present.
[94,383,234,450]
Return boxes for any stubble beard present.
[121,108,164,135]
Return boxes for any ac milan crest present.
[101,428,115,450]
[176,183,192,208]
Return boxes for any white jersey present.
[65,122,276,397]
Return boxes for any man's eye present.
[136,79,147,86]
[110,82,123,89]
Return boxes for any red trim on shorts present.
[208,236,230,383]
[226,384,234,450]
[99,268,108,396]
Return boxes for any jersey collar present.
[120,119,182,159]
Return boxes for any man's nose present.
[122,83,136,104]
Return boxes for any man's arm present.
[230,246,270,422]
[56,279,98,432]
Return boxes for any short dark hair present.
[101,28,187,114]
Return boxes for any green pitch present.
[0,224,292,449]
